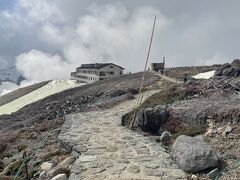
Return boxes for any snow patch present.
[0,80,84,115]
[192,70,215,80]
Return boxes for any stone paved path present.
[59,91,187,180]
[158,74,183,84]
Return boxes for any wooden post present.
[131,16,157,129]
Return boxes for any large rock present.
[214,63,231,76]
[160,131,171,142]
[171,135,218,172]
[40,162,53,172]
[222,67,235,76]
[214,59,240,77]
[51,174,67,180]
[135,106,169,133]
[231,59,240,67]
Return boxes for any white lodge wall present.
[76,68,99,83]
[98,64,123,80]
[74,64,124,83]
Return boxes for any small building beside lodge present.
[71,63,124,83]
[149,57,165,74]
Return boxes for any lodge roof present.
[77,63,124,70]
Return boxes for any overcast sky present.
[0,0,240,81]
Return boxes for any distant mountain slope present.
[0,80,83,115]
[0,66,24,85]
[0,81,50,106]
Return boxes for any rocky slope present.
[1,61,239,180]
[0,81,49,106]
[123,60,240,179]
[0,72,159,179]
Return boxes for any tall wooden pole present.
[131,16,157,129]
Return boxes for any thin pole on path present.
[131,16,157,129]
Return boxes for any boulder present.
[214,63,231,76]
[73,144,88,153]
[40,162,53,172]
[171,135,218,172]
[231,59,240,67]
[234,68,240,77]
[134,106,169,133]
[191,175,198,180]
[207,168,219,179]
[71,150,80,158]
[51,174,67,180]
[39,171,46,180]
[222,67,235,76]
[214,59,240,77]
[68,173,79,180]
[160,131,171,142]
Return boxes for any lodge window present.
[77,75,88,79]
[109,71,114,75]
[99,71,106,76]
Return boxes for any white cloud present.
[0,56,8,67]
[40,23,68,46]
[197,54,228,66]
[17,0,64,24]
[1,0,240,85]
[0,82,19,96]
[15,4,170,82]
[16,49,70,81]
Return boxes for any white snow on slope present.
[0,80,83,115]
[0,80,37,96]
[192,70,216,80]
